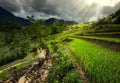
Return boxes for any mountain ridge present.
[0,6,30,27]
[45,17,77,25]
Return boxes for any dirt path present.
[66,46,89,83]
[2,49,53,83]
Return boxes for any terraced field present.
[1,22,120,83]
[79,32,120,38]
[69,38,120,83]
[46,23,120,83]
[72,27,120,51]
[66,24,120,82]
[47,32,120,83]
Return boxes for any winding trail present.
[66,46,89,83]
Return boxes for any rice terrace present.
[0,0,120,83]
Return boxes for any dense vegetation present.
[0,28,40,66]
[47,42,81,83]
[0,17,68,66]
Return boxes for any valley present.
[0,4,120,83]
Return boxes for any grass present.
[0,70,9,80]
[47,41,81,83]
[16,59,32,69]
[69,38,120,82]
[74,36,120,43]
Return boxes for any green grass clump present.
[0,70,9,80]
[16,61,30,69]
[69,38,120,83]
[47,44,81,83]
[62,71,81,83]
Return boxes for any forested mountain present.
[0,6,30,27]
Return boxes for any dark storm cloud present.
[19,0,59,15]
[0,0,20,12]
[0,0,120,22]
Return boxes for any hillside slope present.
[93,8,120,27]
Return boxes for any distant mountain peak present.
[45,17,77,25]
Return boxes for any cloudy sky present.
[0,0,120,22]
